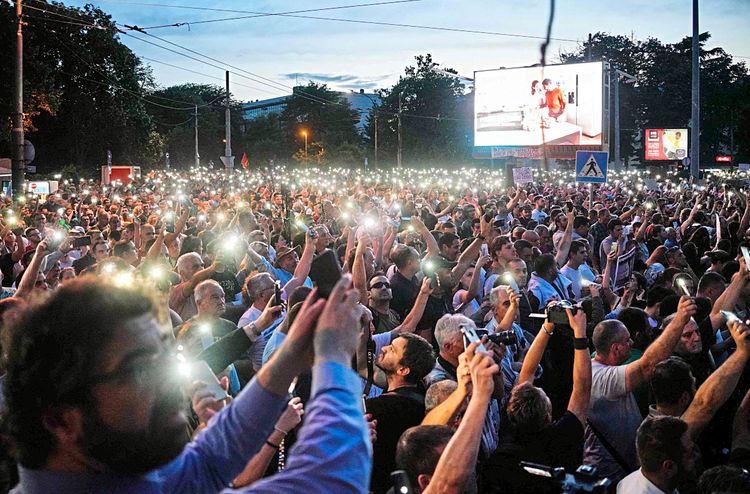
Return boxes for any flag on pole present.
[241,152,249,169]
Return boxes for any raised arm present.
[352,234,370,304]
[146,227,166,260]
[15,241,48,298]
[422,351,471,426]
[496,286,520,333]
[624,296,697,392]
[284,231,315,295]
[518,318,552,385]
[412,216,439,258]
[423,349,498,494]
[555,212,575,268]
[392,278,432,335]
[739,191,750,236]
[682,319,750,438]
[458,255,491,304]
[450,237,482,281]
[566,308,592,424]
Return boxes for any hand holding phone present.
[188,360,229,401]
[273,280,283,307]
[460,323,488,354]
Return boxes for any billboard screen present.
[474,62,604,149]
[644,128,688,160]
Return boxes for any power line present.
[139,56,284,96]
[116,0,422,31]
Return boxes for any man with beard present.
[3,275,371,493]
[366,333,435,494]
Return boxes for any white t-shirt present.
[452,290,480,317]
[584,360,642,484]
[617,468,678,494]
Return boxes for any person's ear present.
[661,459,678,479]
[417,473,432,491]
[42,406,85,448]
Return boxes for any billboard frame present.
[472,61,610,160]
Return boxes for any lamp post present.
[301,130,308,160]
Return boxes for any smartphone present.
[72,236,91,248]
[189,360,229,401]
[676,278,692,298]
[459,323,488,354]
[361,394,368,413]
[721,310,741,324]
[390,471,413,494]
[502,272,520,294]
[672,221,679,229]
[480,243,489,257]
[610,242,619,255]
[46,231,67,251]
[273,280,282,307]
[742,246,750,268]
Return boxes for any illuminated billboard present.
[644,128,688,160]
[474,62,604,150]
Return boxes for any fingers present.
[463,340,479,362]
[219,376,229,392]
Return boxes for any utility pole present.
[690,0,700,180]
[613,69,636,171]
[194,104,200,168]
[397,93,402,168]
[12,0,25,199]
[587,33,592,61]
[221,70,234,170]
[373,113,378,167]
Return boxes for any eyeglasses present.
[370,281,391,290]
[87,349,175,388]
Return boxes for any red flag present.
[241,152,249,169]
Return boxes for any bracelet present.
[265,440,280,449]
[476,234,486,241]
[573,337,589,350]
[274,426,288,436]
[542,326,554,336]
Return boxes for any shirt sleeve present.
[156,376,288,493]
[592,363,628,399]
[230,362,372,494]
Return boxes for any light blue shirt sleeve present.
[229,362,372,493]
[156,377,288,493]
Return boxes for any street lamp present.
[301,130,308,159]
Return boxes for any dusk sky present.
[61,0,750,102]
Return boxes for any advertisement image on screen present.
[644,128,688,160]
[474,61,603,147]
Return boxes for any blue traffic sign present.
[575,151,609,183]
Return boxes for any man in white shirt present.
[617,416,695,494]
[584,296,696,484]
[560,240,589,301]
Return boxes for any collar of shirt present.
[15,467,162,494]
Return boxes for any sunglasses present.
[370,281,391,290]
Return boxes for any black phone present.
[390,471,413,494]
[72,236,91,248]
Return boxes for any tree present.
[239,113,286,167]
[0,1,155,174]
[366,54,471,167]
[560,32,750,164]
[279,82,362,164]
[146,83,244,169]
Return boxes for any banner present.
[645,129,688,160]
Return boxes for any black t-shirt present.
[0,253,15,287]
[482,411,584,494]
[211,269,241,302]
[389,271,419,320]
[366,388,425,494]
[417,294,454,335]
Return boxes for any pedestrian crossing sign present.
[575,151,608,183]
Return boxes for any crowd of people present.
[0,164,750,493]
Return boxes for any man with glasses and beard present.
[367,273,401,334]
[3,275,372,493]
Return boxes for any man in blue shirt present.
[4,275,370,493]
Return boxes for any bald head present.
[592,319,629,357]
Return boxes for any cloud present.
[279,72,393,91]
[281,72,359,83]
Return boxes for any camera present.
[546,300,578,325]
[476,329,517,347]
[520,462,611,493]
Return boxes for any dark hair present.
[646,286,675,308]
[397,333,436,385]
[391,245,420,270]
[437,233,459,251]
[697,271,725,295]
[658,294,681,318]
[396,425,454,490]
[698,465,750,494]
[513,239,532,253]
[3,279,161,468]
[617,307,652,350]
[567,240,585,259]
[178,236,203,257]
[573,216,589,230]
[607,218,623,232]
[651,357,694,406]
[490,236,512,258]
[636,416,689,473]
[530,80,539,95]
[113,241,135,258]
[533,254,557,278]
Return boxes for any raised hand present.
[313,275,361,365]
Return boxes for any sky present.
[59,0,750,102]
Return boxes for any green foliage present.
[0,1,154,172]
[365,54,472,167]
[560,32,750,163]
[279,82,362,162]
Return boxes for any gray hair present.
[489,285,510,306]
[194,279,223,303]
[592,319,628,356]
[176,252,202,277]
[434,314,473,348]
[245,272,274,303]
[425,380,458,412]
